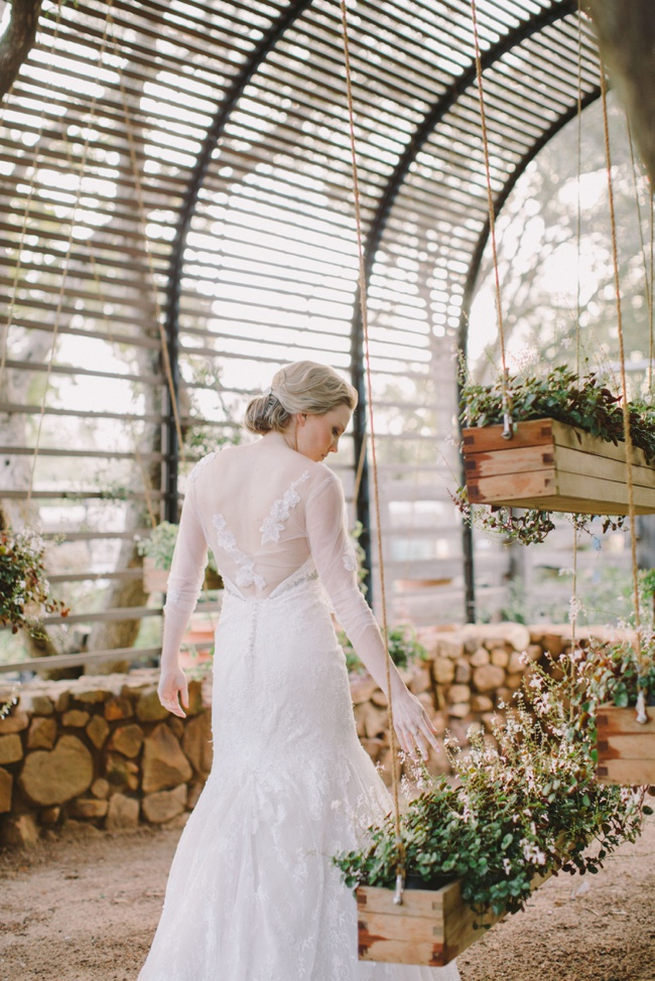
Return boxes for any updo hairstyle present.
[244,360,358,435]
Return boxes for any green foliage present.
[334,662,648,920]
[136,521,179,571]
[451,486,556,546]
[350,521,368,597]
[340,624,427,674]
[136,521,220,577]
[0,529,69,634]
[455,366,655,544]
[581,634,655,708]
[461,366,655,462]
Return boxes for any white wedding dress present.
[139,435,460,981]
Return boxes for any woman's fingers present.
[180,674,189,709]
[158,668,188,718]
[394,703,439,759]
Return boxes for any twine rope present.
[470,0,512,438]
[339,0,405,893]
[598,63,647,719]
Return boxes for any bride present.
[139,361,460,980]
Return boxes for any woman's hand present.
[158,663,189,718]
[390,686,439,760]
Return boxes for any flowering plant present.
[335,661,649,919]
[579,633,655,709]
[0,529,69,634]
[340,623,427,674]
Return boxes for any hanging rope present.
[598,63,648,724]
[338,0,405,902]
[351,432,367,528]
[569,0,584,692]
[625,118,654,382]
[470,0,512,439]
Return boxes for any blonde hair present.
[244,361,358,435]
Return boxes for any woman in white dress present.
[139,361,460,981]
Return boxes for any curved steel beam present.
[457,84,601,621]
[350,0,577,604]
[162,0,315,522]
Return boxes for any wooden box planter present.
[596,704,655,785]
[143,556,170,594]
[462,418,655,515]
[356,881,502,967]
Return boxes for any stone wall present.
[350,623,618,777]
[0,624,615,845]
[0,670,211,847]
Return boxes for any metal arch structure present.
[163,0,315,521]
[346,0,581,588]
[161,0,603,605]
[0,0,617,671]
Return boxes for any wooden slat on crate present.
[357,869,552,966]
[596,705,655,785]
[462,418,655,515]
[356,881,498,966]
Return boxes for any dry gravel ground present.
[0,814,654,981]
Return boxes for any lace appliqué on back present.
[260,471,309,545]
[212,513,266,590]
[342,542,357,572]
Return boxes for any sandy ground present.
[0,814,654,981]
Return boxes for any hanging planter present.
[336,663,648,968]
[581,632,655,786]
[596,704,655,786]
[137,522,222,594]
[462,416,655,515]
[356,877,527,966]
[0,528,69,634]
[459,367,655,519]
[142,555,170,594]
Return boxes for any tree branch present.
[0,0,43,101]
[585,0,655,184]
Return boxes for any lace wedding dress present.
[139,436,460,981]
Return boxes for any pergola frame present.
[0,0,608,669]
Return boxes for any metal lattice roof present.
[0,0,605,668]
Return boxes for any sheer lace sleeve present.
[305,470,399,697]
[161,475,208,666]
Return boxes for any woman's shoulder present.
[188,443,237,482]
[305,462,344,498]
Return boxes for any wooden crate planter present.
[462,418,655,515]
[356,881,502,967]
[143,556,170,594]
[596,704,655,785]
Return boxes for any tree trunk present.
[0,0,42,100]
[586,1,655,184]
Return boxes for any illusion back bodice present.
[161,434,384,671]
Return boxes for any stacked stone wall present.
[0,624,622,845]
[350,623,622,775]
[0,670,211,847]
